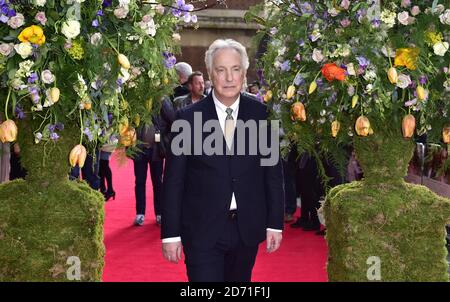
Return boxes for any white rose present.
[439,9,450,25]
[35,0,46,6]
[396,73,412,89]
[41,70,55,84]
[7,13,25,29]
[61,20,81,40]
[433,42,449,56]
[90,33,102,46]
[0,43,14,56]
[14,42,33,59]
[114,6,129,19]
[312,48,324,63]
[397,11,410,25]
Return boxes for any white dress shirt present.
[162,91,281,243]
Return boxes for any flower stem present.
[79,109,83,145]
[4,87,12,120]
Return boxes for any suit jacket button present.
[232,178,236,182]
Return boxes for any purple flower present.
[84,127,94,142]
[102,0,112,8]
[0,15,8,23]
[371,19,381,28]
[92,19,99,27]
[299,2,314,15]
[50,132,59,141]
[280,60,291,72]
[48,124,56,133]
[15,105,25,120]
[116,78,123,87]
[294,73,305,86]
[162,51,177,69]
[297,39,305,47]
[356,56,370,69]
[55,122,64,131]
[28,86,40,103]
[419,75,428,85]
[96,10,104,17]
[28,72,38,84]
[405,98,417,107]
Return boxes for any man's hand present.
[162,241,183,263]
[266,230,282,253]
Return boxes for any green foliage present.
[324,133,450,281]
[0,178,105,281]
[325,180,450,281]
[249,0,450,180]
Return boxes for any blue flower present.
[92,19,99,27]
[294,73,305,86]
[50,132,59,141]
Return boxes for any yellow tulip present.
[118,53,131,69]
[443,127,450,144]
[394,48,420,70]
[0,119,18,143]
[18,25,46,46]
[308,81,317,94]
[69,144,87,168]
[286,85,295,100]
[291,102,306,122]
[351,95,359,109]
[355,116,371,137]
[49,87,60,103]
[331,120,340,138]
[84,102,92,110]
[402,114,416,138]
[416,86,426,101]
[263,90,273,102]
[120,127,137,147]
[387,67,398,84]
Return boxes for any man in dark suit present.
[161,39,284,282]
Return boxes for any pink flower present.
[340,18,351,27]
[340,0,350,10]
[35,12,47,26]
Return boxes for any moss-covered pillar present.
[325,132,450,281]
[0,119,105,281]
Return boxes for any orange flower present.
[394,48,419,70]
[321,63,346,82]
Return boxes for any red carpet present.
[102,156,328,282]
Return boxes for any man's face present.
[210,48,245,102]
[189,75,205,98]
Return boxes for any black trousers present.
[184,212,259,282]
[99,159,114,194]
[133,147,163,216]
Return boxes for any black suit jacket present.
[161,93,284,248]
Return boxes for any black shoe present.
[104,191,116,201]
[302,223,321,231]
[290,218,308,228]
[315,229,326,236]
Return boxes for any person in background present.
[99,133,118,201]
[173,71,206,111]
[172,62,193,100]
[204,80,212,95]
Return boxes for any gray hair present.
[204,39,249,75]
[174,62,193,80]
